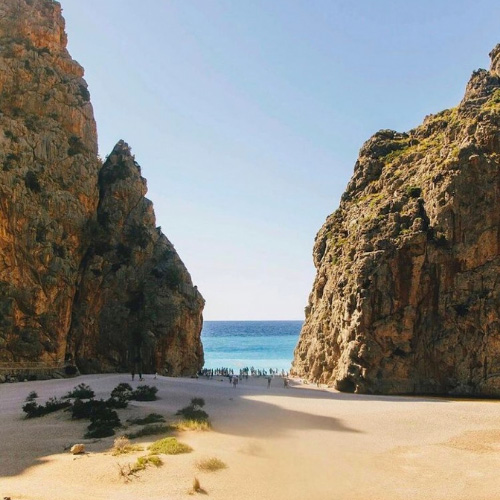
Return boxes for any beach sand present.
[1,374,500,500]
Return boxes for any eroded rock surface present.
[0,0,204,376]
[68,141,204,375]
[292,45,500,396]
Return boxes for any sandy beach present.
[1,374,500,500]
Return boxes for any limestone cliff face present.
[293,45,500,396]
[67,141,204,375]
[0,0,204,376]
[0,0,99,365]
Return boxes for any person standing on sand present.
[131,354,143,381]
[267,376,272,388]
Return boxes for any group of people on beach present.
[198,366,290,388]
[199,366,289,379]
[129,360,292,388]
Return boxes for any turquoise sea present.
[201,320,303,372]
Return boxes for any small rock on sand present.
[70,444,85,455]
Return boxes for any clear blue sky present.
[60,0,499,320]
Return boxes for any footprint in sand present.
[443,429,500,453]
[239,441,268,458]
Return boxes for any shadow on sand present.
[0,373,451,479]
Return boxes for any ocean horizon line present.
[203,319,304,323]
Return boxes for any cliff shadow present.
[183,376,450,440]
[0,373,451,479]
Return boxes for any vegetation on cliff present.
[0,0,204,377]
[293,44,500,396]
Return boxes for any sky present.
[59,0,500,320]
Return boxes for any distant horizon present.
[203,318,304,323]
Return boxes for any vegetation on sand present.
[63,383,95,399]
[25,391,38,402]
[128,413,165,426]
[176,398,209,424]
[148,437,193,455]
[126,424,172,439]
[22,397,71,418]
[130,385,158,401]
[196,457,227,472]
[111,436,143,456]
[189,477,207,495]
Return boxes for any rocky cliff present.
[292,45,500,396]
[67,141,204,375]
[0,0,204,376]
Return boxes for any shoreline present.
[2,374,500,499]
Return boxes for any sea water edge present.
[201,320,302,372]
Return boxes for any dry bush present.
[173,419,211,432]
[189,476,207,495]
[117,455,162,482]
[117,463,138,483]
[112,436,142,456]
[196,457,227,472]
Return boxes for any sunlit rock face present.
[293,46,500,396]
[490,43,500,78]
[0,0,204,376]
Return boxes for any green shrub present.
[128,413,165,425]
[25,391,38,401]
[40,397,71,414]
[85,406,121,439]
[22,397,71,418]
[176,398,209,423]
[406,185,422,198]
[131,454,162,472]
[106,396,129,409]
[164,266,183,288]
[67,135,86,156]
[126,424,172,439]
[70,397,121,438]
[3,152,19,171]
[190,398,205,408]
[131,385,158,401]
[64,365,78,375]
[70,398,107,420]
[63,383,95,399]
[89,407,120,429]
[22,401,42,418]
[24,171,41,193]
[78,84,90,102]
[85,425,116,439]
[148,437,192,455]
